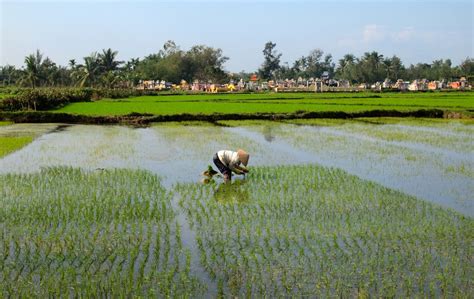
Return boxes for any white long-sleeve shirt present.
[217,150,241,172]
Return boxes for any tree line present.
[259,42,473,84]
[1,40,473,88]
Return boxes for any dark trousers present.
[213,153,231,179]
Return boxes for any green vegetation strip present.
[52,92,474,116]
[177,165,473,297]
[0,136,33,158]
[0,109,445,125]
[0,168,204,297]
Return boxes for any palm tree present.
[382,58,393,80]
[389,56,404,80]
[22,50,44,87]
[122,58,141,87]
[361,51,384,83]
[125,58,140,71]
[68,59,77,69]
[100,71,121,88]
[41,57,59,87]
[338,54,356,70]
[0,65,18,85]
[336,54,357,82]
[76,53,101,87]
[98,48,123,72]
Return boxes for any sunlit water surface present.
[1,121,472,216]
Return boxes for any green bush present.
[93,88,157,99]
[0,88,161,111]
[0,86,24,95]
[1,88,94,111]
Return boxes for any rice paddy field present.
[0,117,473,296]
[52,91,474,116]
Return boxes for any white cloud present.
[363,24,385,42]
[336,24,386,48]
[337,24,433,47]
[391,27,416,42]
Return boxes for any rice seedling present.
[331,121,474,153]
[52,91,474,116]
[240,121,472,214]
[0,119,472,296]
[176,164,473,297]
[0,167,204,297]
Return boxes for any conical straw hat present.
[237,149,249,166]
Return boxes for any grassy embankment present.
[53,92,474,116]
[0,121,34,158]
[1,165,472,297]
[0,136,33,158]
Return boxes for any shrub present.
[0,88,94,111]
[0,86,24,95]
[0,88,164,111]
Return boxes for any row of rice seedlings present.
[331,121,474,154]
[0,167,204,297]
[283,124,472,211]
[176,164,473,297]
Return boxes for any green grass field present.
[53,92,474,116]
[0,136,33,158]
[0,121,38,157]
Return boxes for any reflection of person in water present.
[213,149,249,183]
[213,180,250,203]
[263,126,275,142]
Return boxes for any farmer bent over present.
[213,149,250,182]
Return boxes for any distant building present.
[371,82,382,91]
[338,80,350,88]
[394,79,409,91]
[382,78,392,89]
[408,80,426,91]
[428,81,438,90]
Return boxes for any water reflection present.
[262,126,275,142]
[213,180,250,204]
[0,121,472,216]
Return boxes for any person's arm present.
[229,165,244,175]
[235,164,249,173]
[230,164,248,175]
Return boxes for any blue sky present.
[1,0,472,72]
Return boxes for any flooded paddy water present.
[1,119,472,215]
[0,118,472,296]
